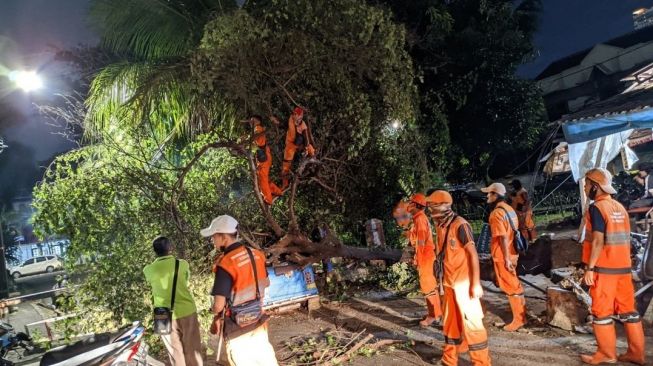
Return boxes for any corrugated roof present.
[558,87,653,123]
[536,26,653,81]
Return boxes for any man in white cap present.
[201,215,278,366]
[481,182,527,331]
[579,168,645,365]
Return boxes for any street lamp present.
[8,70,43,92]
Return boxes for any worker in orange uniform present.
[509,179,537,242]
[427,190,491,366]
[202,215,278,366]
[579,168,645,365]
[481,183,527,332]
[252,115,283,205]
[392,200,415,263]
[281,107,315,189]
[406,193,442,327]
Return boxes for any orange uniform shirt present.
[285,116,308,146]
[436,216,475,288]
[409,210,435,264]
[488,202,519,261]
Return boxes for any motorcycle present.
[0,320,33,365]
[40,321,147,366]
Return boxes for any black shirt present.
[589,205,606,234]
[211,242,242,297]
[211,267,233,297]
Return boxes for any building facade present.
[536,27,653,121]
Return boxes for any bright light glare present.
[391,120,400,129]
[8,70,43,92]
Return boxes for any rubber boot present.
[580,323,617,364]
[503,295,526,332]
[440,344,457,366]
[469,347,491,366]
[618,321,645,365]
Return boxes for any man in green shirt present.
[143,236,203,366]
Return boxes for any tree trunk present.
[265,232,402,266]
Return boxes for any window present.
[36,257,47,263]
[23,259,35,266]
[46,256,55,260]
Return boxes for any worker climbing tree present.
[252,115,283,206]
[281,107,316,189]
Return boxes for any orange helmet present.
[409,193,427,207]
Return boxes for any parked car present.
[9,256,62,279]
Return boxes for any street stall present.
[551,62,653,321]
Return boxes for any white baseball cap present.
[200,215,239,237]
[481,182,507,196]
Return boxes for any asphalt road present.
[9,271,66,300]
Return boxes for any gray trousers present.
[161,313,203,366]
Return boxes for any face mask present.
[429,206,451,223]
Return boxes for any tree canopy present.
[31,0,546,342]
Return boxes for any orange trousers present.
[441,286,491,366]
[257,163,282,205]
[492,255,523,296]
[281,143,298,188]
[416,254,442,318]
[589,272,637,320]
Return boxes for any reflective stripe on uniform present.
[469,341,489,351]
[231,285,257,305]
[593,316,614,325]
[619,312,641,323]
[604,232,630,245]
[594,266,631,274]
[444,336,462,345]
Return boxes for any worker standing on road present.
[406,193,443,327]
[482,183,527,332]
[580,168,645,365]
[427,190,490,366]
[509,179,537,242]
[392,200,416,263]
[252,115,283,205]
[281,107,315,189]
[202,215,278,366]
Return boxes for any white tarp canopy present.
[567,130,639,181]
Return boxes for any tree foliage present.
[374,0,546,181]
[32,0,547,346]
[33,0,427,335]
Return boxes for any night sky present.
[519,0,653,78]
[0,0,652,162]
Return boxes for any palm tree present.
[85,0,238,142]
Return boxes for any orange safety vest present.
[582,195,631,273]
[215,243,269,307]
[436,215,474,288]
[409,210,435,262]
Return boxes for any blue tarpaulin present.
[562,108,653,144]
